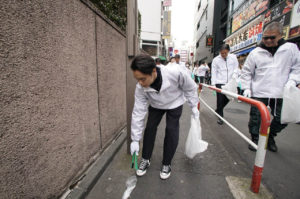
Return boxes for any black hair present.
[131,54,156,75]
[155,58,161,64]
[220,44,230,51]
[170,57,175,61]
[175,54,180,58]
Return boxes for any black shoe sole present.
[267,146,278,152]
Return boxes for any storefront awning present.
[235,47,256,56]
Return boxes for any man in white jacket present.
[199,61,210,83]
[241,22,300,152]
[130,54,199,180]
[211,44,239,124]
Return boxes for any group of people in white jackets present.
[129,21,300,180]
[193,61,210,84]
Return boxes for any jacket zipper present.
[225,59,228,83]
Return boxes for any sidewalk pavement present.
[67,89,274,199]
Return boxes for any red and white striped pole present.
[199,84,271,193]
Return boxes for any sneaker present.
[160,165,171,180]
[136,158,150,176]
[217,118,224,125]
[248,136,258,152]
[267,136,278,152]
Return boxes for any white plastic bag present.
[185,116,208,159]
[281,86,300,124]
[222,78,237,94]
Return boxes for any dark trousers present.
[237,87,244,95]
[142,105,183,165]
[194,75,199,83]
[199,76,205,83]
[249,98,287,139]
[215,84,229,117]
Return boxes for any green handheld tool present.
[131,152,138,170]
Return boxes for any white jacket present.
[240,42,300,98]
[131,64,199,142]
[198,64,209,77]
[211,54,239,85]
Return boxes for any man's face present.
[220,49,229,59]
[262,30,282,47]
[133,68,156,88]
[175,57,180,63]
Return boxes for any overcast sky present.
[171,0,196,48]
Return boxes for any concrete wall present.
[0,0,126,198]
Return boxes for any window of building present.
[196,40,200,48]
[197,21,200,30]
[205,10,207,20]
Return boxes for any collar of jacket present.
[149,67,162,92]
[258,38,286,55]
[142,68,170,93]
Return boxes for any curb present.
[65,128,127,199]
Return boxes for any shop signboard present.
[264,0,293,24]
[228,22,263,52]
[206,35,213,47]
[232,0,269,33]
[289,0,300,38]
[163,0,172,7]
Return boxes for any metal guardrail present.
[198,83,271,193]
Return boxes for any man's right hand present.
[243,89,251,98]
[130,141,139,156]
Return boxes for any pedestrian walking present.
[211,44,239,125]
[130,54,199,179]
[198,61,210,83]
[236,57,245,102]
[155,58,163,68]
[241,22,300,152]
[193,63,200,84]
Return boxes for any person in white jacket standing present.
[130,54,199,180]
[198,61,210,83]
[211,44,239,124]
[240,22,300,152]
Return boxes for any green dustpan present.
[131,152,138,170]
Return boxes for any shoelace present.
[162,165,170,173]
[139,159,148,169]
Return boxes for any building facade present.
[193,0,215,65]
[225,0,300,58]
[138,0,170,59]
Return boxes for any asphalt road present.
[86,87,300,199]
[199,88,300,199]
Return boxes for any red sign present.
[206,36,213,46]
[163,0,172,7]
[174,49,179,54]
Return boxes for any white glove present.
[285,80,296,88]
[130,141,139,156]
[243,89,251,98]
[192,107,200,119]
